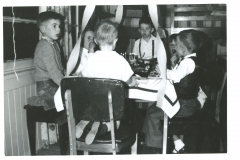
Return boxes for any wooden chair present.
[162,63,225,154]
[60,77,138,155]
[24,105,68,155]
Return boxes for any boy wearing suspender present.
[132,16,158,61]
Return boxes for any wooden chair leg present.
[26,109,36,155]
[131,133,138,155]
[65,90,77,155]
[162,113,168,154]
[58,123,69,155]
[108,91,116,155]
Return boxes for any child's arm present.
[170,55,179,68]
[132,40,140,56]
[41,44,64,86]
[88,42,96,53]
[167,58,195,83]
[126,75,139,87]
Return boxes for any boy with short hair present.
[31,11,65,111]
[76,20,138,145]
[142,29,203,153]
[132,16,157,60]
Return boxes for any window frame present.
[3,7,39,75]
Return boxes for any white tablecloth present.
[128,78,161,101]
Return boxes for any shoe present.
[85,122,100,145]
[76,120,89,138]
[172,146,187,154]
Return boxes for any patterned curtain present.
[40,6,73,149]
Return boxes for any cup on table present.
[129,53,137,65]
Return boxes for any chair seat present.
[167,99,217,135]
[76,123,137,153]
[24,104,65,123]
[78,123,136,144]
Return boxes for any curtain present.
[40,6,73,149]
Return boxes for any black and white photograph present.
[1,0,236,158]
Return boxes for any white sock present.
[75,120,89,138]
[102,121,121,132]
[174,139,185,151]
[116,121,120,129]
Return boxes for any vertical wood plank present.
[8,90,18,156]
[19,88,26,155]
[4,92,12,156]
[15,88,25,156]
[23,86,31,155]
[14,90,21,155]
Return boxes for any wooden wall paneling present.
[174,7,209,12]
[168,28,226,39]
[24,85,32,154]
[19,87,29,155]
[174,15,226,21]
[4,91,12,156]
[8,90,19,156]
[14,88,24,156]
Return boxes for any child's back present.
[77,20,138,145]
[81,20,134,83]
[82,50,133,82]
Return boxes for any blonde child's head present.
[176,29,203,58]
[94,20,118,48]
[37,11,63,41]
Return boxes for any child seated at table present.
[70,27,96,76]
[167,33,178,69]
[75,20,139,145]
[29,11,65,111]
[132,16,158,61]
[142,29,204,153]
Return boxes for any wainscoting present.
[4,59,42,156]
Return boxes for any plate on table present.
[148,71,161,79]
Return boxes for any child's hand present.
[89,42,96,53]
[127,75,140,87]
[130,76,139,87]
[170,55,178,67]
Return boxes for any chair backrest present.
[203,63,225,91]
[60,77,128,122]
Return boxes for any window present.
[3,7,39,62]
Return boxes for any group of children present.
[32,11,205,153]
